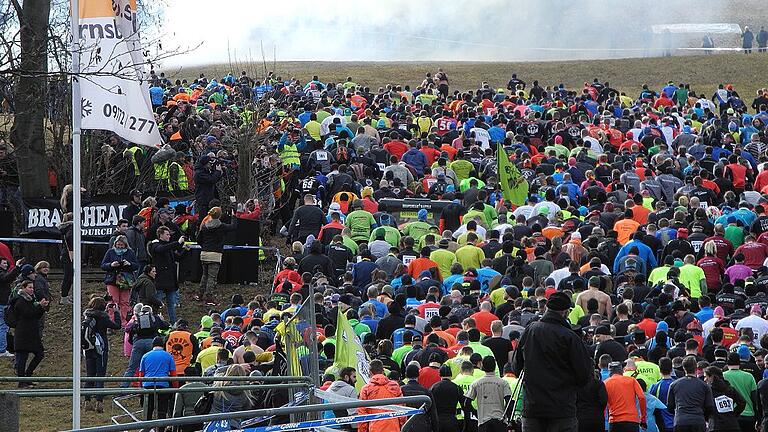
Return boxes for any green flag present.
[497,142,529,206]
[333,308,370,391]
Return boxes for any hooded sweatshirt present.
[197,217,236,256]
[327,379,358,415]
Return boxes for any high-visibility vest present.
[280,142,300,167]
[125,146,143,176]
[154,160,169,182]
[169,162,188,191]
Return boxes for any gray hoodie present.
[327,379,358,415]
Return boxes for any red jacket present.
[358,374,405,432]
[383,140,409,160]
[273,268,302,292]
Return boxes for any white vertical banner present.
[77,0,162,147]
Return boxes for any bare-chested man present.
[576,276,613,320]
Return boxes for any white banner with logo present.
[77,0,162,147]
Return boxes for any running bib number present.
[715,395,734,413]
[315,151,328,161]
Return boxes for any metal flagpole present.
[69,0,83,428]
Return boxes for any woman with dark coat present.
[82,296,121,412]
[134,265,162,311]
[12,279,49,386]
[100,235,139,323]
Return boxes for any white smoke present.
[161,0,766,66]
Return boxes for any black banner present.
[22,196,193,240]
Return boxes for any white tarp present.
[77,0,162,147]
[652,23,742,34]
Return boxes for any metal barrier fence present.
[0,376,313,432]
[62,395,432,432]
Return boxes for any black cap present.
[546,292,572,311]
[594,325,610,336]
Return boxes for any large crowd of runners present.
[6,65,768,432]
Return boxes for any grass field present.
[7,51,768,430]
[183,53,768,105]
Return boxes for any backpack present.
[82,314,105,355]
[335,146,350,164]
[4,298,17,328]
[194,392,214,415]
[135,312,155,331]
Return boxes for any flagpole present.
[69,0,83,428]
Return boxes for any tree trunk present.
[9,0,51,199]
[236,136,252,203]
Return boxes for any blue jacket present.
[487,126,506,143]
[555,181,581,202]
[477,267,502,294]
[401,148,427,176]
[100,248,139,285]
[443,274,464,295]
[613,240,657,273]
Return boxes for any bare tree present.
[8,0,50,198]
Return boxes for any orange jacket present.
[358,374,405,432]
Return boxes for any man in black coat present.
[148,226,186,324]
[592,325,628,363]
[400,363,439,432]
[513,291,592,432]
[297,240,335,279]
[193,155,223,218]
[287,194,325,243]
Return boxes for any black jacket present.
[298,252,335,279]
[400,380,439,432]
[148,240,184,291]
[193,163,223,208]
[83,308,121,352]
[376,313,405,341]
[0,266,20,305]
[288,205,325,243]
[197,218,237,253]
[576,374,608,423]
[11,292,45,352]
[594,338,628,363]
[708,379,745,431]
[512,311,592,418]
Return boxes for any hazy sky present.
[160,0,748,67]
